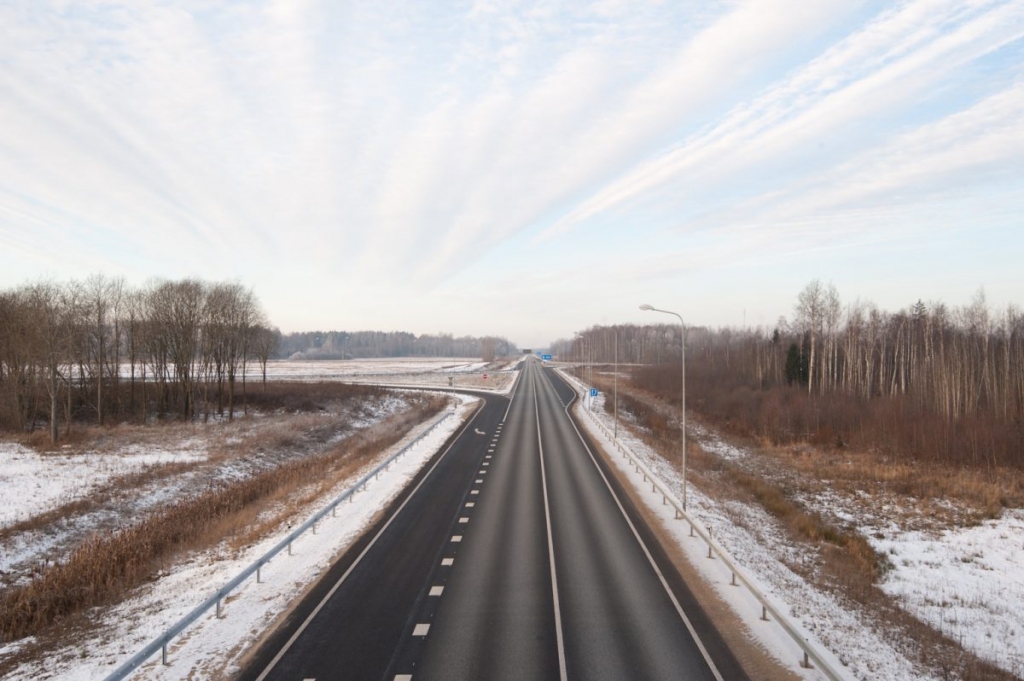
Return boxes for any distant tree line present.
[565,282,1024,468]
[278,330,519,361]
[0,276,278,442]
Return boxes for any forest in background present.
[561,281,1024,468]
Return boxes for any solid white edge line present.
[253,399,485,681]
[538,367,726,681]
[533,362,569,681]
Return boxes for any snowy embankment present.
[0,395,478,681]
[562,370,1024,680]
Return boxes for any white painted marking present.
[395,675,413,681]
[429,586,444,596]
[459,517,469,523]
[413,623,430,636]
[475,478,483,483]
[451,535,462,542]
[442,557,454,566]
[483,462,489,466]
[485,455,492,459]
[465,502,475,507]
[471,490,479,495]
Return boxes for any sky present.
[1,0,1022,348]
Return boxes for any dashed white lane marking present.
[442,558,454,566]
[395,675,413,681]
[471,490,479,495]
[485,455,492,459]
[429,586,444,596]
[451,535,463,542]
[483,462,489,466]
[413,623,430,636]
[465,502,475,507]
[459,517,469,523]
[475,478,484,483]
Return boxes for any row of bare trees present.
[561,282,1024,467]
[0,276,278,441]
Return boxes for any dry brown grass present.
[0,392,446,644]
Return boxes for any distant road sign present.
[542,354,552,361]
[590,388,598,397]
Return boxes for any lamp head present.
[639,304,654,311]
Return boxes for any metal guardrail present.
[103,408,454,681]
[557,370,845,681]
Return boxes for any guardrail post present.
[312,521,318,535]
[288,541,293,556]
[761,605,769,621]
[731,571,738,586]
[216,598,223,619]
[162,643,168,665]
[801,651,811,669]
[257,566,262,583]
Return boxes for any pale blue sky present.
[1,1,1022,347]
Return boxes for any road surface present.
[240,358,747,680]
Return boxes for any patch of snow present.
[0,443,207,528]
[870,512,1024,677]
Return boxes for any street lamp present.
[640,303,687,515]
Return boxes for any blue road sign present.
[590,388,598,397]
[542,354,552,361]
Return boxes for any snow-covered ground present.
[257,357,518,392]
[0,395,479,680]
[564,370,1024,680]
[0,443,206,528]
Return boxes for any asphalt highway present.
[239,358,747,681]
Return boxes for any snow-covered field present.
[258,357,518,392]
[564,370,1024,680]
[0,395,479,680]
[0,443,206,528]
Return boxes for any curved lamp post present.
[640,304,687,514]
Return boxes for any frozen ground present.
[258,357,518,392]
[0,443,206,528]
[564,370,1024,680]
[0,395,479,680]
